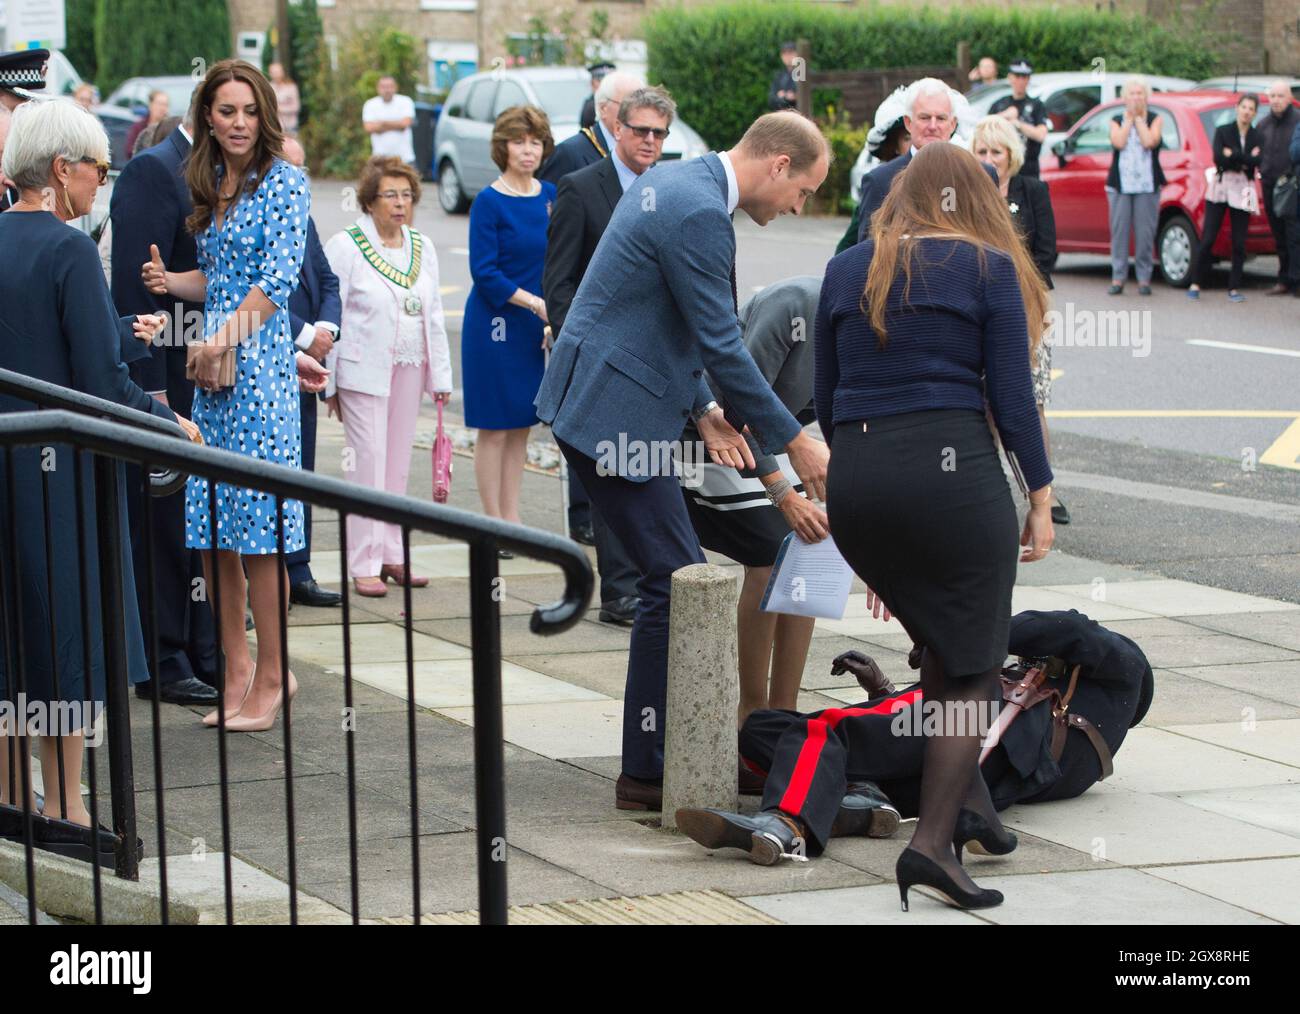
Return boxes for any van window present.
[492,81,528,118]
[444,80,471,118]
[466,81,497,123]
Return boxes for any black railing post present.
[468,538,507,925]
[92,454,138,880]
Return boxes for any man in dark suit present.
[281,139,343,607]
[110,119,219,705]
[535,111,832,810]
[856,78,992,245]
[543,86,675,628]
[540,70,643,550]
[579,62,615,130]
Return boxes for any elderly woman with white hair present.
[972,114,1069,524]
[1105,76,1164,296]
[0,98,199,865]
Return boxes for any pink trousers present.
[339,363,426,578]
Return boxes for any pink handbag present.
[432,398,453,504]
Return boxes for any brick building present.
[224,0,1297,93]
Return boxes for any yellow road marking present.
[1260,417,1300,470]
[439,285,461,295]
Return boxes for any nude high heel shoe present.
[201,669,255,728]
[223,672,298,733]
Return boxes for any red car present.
[1042,91,1298,287]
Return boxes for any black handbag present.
[1274,173,1298,219]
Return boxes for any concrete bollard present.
[662,563,739,830]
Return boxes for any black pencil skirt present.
[826,409,1020,678]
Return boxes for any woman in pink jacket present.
[324,156,454,597]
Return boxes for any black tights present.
[907,648,1004,888]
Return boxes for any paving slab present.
[1104,727,1299,794]
[1177,612,1300,653]
[1012,586,1160,621]
[1165,783,1300,839]
[1142,857,1300,924]
[310,542,562,581]
[1131,631,1300,670]
[1164,719,1300,768]
[999,782,1300,865]
[1011,553,1156,587]
[416,613,632,656]
[342,657,607,710]
[508,819,880,898]
[1167,660,1300,706]
[506,649,630,699]
[969,867,1276,925]
[741,883,992,924]
[437,699,625,759]
[264,623,471,666]
[797,636,916,690]
[137,852,352,924]
[1046,579,1300,618]
[1137,670,1300,726]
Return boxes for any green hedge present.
[93,0,232,96]
[645,3,1221,149]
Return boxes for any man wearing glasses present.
[542,86,676,628]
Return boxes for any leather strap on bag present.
[1003,661,1114,781]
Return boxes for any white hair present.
[1122,76,1151,100]
[1,98,110,191]
[596,71,645,109]
[904,78,955,118]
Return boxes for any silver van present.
[433,66,707,213]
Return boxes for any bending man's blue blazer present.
[535,152,802,471]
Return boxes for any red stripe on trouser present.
[777,688,925,815]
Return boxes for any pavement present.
[9,190,1297,924]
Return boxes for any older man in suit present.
[536,110,832,810]
[110,117,220,705]
[543,86,676,627]
[856,78,986,245]
[280,138,344,608]
[540,71,643,187]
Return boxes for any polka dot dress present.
[186,159,309,555]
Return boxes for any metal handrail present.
[0,410,593,632]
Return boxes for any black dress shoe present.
[571,522,596,546]
[897,847,1003,911]
[290,579,343,608]
[1051,498,1071,525]
[32,814,142,870]
[615,773,662,811]
[598,595,640,626]
[952,808,1018,865]
[135,677,219,705]
[830,781,902,838]
[676,807,807,865]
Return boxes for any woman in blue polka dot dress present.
[144,60,327,732]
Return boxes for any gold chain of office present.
[347,225,423,289]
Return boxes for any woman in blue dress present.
[462,105,555,529]
[144,60,326,732]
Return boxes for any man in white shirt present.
[362,76,416,164]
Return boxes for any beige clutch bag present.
[185,344,237,390]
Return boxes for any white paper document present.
[760,532,855,620]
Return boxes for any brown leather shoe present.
[615,773,662,811]
[1264,283,1290,296]
[830,650,898,699]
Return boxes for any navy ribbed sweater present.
[814,237,1053,492]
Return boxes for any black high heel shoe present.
[953,809,1018,865]
[896,847,1004,912]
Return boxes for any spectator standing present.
[324,156,453,596]
[972,114,1069,525]
[816,142,1053,909]
[1105,77,1164,296]
[967,57,999,97]
[125,89,169,161]
[73,83,98,112]
[270,61,301,136]
[142,60,329,732]
[0,99,190,862]
[579,61,615,130]
[1189,93,1261,303]
[282,137,343,608]
[988,59,1048,178]
[463,107,555,534]
[542,87,677,626]
[1259,80,1300,295]
[769,42,799,111]
[111,109,221,706]
[362,75,415,166]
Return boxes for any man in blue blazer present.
[856,78,990,245]
[281,139,343,607]
[111,119,219,706]
[536,110,832,809]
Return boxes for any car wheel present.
[437,160,469,214]
[1157,213,1196,288]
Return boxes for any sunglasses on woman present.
[79,157,111,184]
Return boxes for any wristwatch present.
[691,400,720,424]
